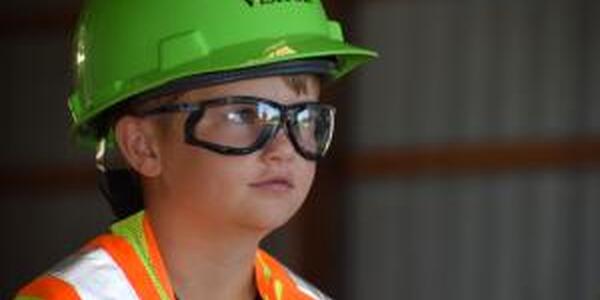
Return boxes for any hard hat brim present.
[69,34,377,148]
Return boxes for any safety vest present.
[15,211,331,300]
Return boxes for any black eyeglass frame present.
[138,96,336,161]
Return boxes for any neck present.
[146,204,262,300]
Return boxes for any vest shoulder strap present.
[255,250,332,300]
[16,234,163,300]
[16,275,80,300]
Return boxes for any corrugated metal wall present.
[348,172,600,300]
[353,0,595,147]
[346,0,600,299]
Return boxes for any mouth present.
[249,177,295,192]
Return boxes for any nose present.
[260,126,297,163]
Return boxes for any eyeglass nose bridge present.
[262,101,296,123]
[260,107,295,146]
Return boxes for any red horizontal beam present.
[2,138,600,194]
[345,137,600,179]
[0,165,95,194]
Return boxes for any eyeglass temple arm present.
[139,103,201,116]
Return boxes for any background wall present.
[2,1,600,299]
[344,0,600,299]
[1,1,113,298]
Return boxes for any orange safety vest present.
[15,211,330,300]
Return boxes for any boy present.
[16,0,376,299]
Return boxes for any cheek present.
[159,144,225,201]
[156,119,232,195]
[164,150,239,194]
[296,162,317,197]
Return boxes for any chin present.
[239,200,303,234]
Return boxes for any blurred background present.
[2,0,600,299]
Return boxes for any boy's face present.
[144,75,320,233]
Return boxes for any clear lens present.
[193,102,279,147]
[290,105,334,156]
[187,99,334,158]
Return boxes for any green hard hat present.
[68,0,378,146]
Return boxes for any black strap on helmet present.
[96,138,144,219]
[98,168,144,220]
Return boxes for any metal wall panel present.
[347,0,600,299]
[347,172,600,300]
[352,0,591,149]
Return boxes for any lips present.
[249,177,295,192]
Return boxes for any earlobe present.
[115,116,162,177]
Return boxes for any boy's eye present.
[226,108,258,124]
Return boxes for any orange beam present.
[345,137,600,179]
[0,165,95,194]
[2,138,600,194]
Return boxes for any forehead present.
[178,75,321,104]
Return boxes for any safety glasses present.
[139,96,336,161]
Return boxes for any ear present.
[114,116,162,177]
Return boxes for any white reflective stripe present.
[49,248,140,300]
[285,267,332,300]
